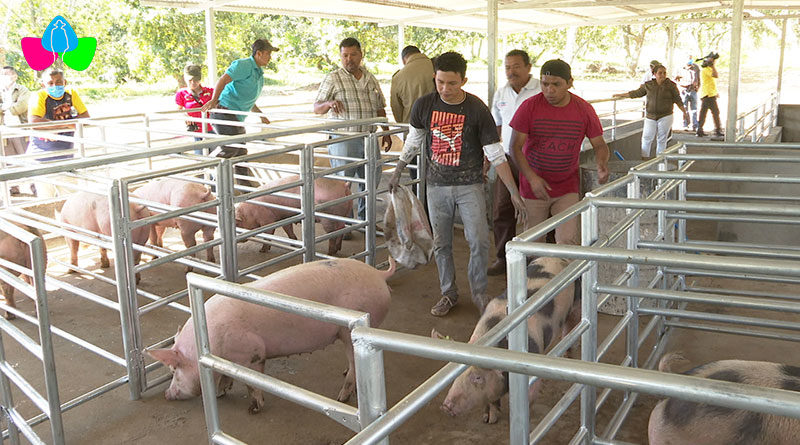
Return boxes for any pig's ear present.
[148,348,183,368]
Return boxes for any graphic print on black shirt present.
[45,92,74,121]
[430,110,465,166]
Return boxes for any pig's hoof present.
[185,266,193,274]
[259,245,270,253]
[248,400,262,414]
[336,387,353,403]
[135,273,141,285]
[3,312,15,320]
[101,261,110,269]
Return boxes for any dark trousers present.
[210,110,258,189]
[697,95,722,134]
[492,154,519,261]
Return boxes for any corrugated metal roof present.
[140,0,800,33]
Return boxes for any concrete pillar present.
[725,0,744,142]
[667,24,675,74]
[205,8,217,84]
[488,0,498,108]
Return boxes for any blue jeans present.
[328,135,381,220]
[681,90,698,129]
[427,183,489,300]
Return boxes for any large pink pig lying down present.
[649,353,800,445]
[149,257,395,413]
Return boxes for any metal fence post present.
[143,115,153,170]
[353,330,388,445]
[507,248,530,445]
[365,134,378,266]
[579,203,599,444]
[76,121,85,158]
[109,181,144,399]
[187,278,221,444]
[0,330,20,445]
[301,144,316,263]
[611,99,618,141]
[625,176,640,371]
[217,160,238,281]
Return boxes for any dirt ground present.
[2,135,799,444]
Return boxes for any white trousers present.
[641,114,673,158]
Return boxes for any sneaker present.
[696,130,706,137]
[431,295,457,317]
[487,259,506,276]
[714,130,724,137]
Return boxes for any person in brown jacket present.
[614,64,689,158]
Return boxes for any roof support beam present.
[778,18,788,102]
[205,7,217,85]
[725,0,743,142]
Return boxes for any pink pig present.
[149,257,395,414]
[133,178,217,270]
[0,224,47,319]
[59,192,151,284]
[234,175,353,255]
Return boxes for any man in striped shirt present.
[314,37,392,221]
[510,59,610,245]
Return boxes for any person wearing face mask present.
[487,49,541,276]
[175,64,214,151]
[27,68,89,160]
[1,66,31,158]
[614,64,688,158]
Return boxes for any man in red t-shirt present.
[509,59,609,245]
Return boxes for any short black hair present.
[339,37,361,51]
[401,45,421,60]
[251,39,278,57]
[505,49,530,66]
[43,68,64,79]
[651,63,665,74]
[184,64,202,80]
[2,66,16,74]
[434,51,467,79]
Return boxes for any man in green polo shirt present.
[202,38,277,187]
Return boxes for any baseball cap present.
[252,39,280,53]
[540,59,572,82]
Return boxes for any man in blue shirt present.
[202,39,277,187]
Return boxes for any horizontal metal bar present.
[686,191,800,202]
[638,240,800,261]
[665,153,800,162]
[637,307,800,332]
[528,320,589,387]
[137,288,190,315]
[186,274,369,329]
[590,197,800,217]
[0,361,49,416]
[508,243,800,278]
[665,320,800,343]
[5,406,46,445]
[665,267,800,285]
[348,327,800,444]
[237,249,305,277]
[0,317,43,361]
[666,212,800,225]
[686,285,800,302]
[634,169,800,184]
[596,284,800,314]
[198,355,360,431]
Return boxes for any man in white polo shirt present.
[488,50,541,276]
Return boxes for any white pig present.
[439,257,580,424]
[149,257,395,414]
[133,178,217,271]
[0,224,47,319]
[649,353,800,445]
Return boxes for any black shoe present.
[696,130,706,137]
[714,130,724,137]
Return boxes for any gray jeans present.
[328,135,381,220]
[427,183,489,300]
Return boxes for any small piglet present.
[234,175,352,255]
[0,224,47,319]
[649,353,800,445]
[149,257,395,414]
[133,178,217,270]
[59,192,151,284]
[438,257,580,424]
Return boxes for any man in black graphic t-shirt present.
[389,52,526,317]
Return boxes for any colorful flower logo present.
[21,15,97,71]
